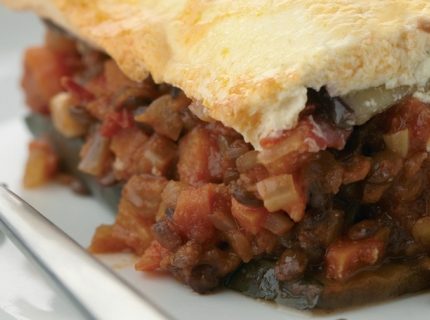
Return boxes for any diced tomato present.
[112,208,154,256]
[61,77,96,103]
[177,126,224,186]
[110,127,149,180]
[173,184,218,244]
[325,228,389,281]
[137,133,178,177]
[384,98,430,153]
[118,174,168,219]
[252,228,279,255]
[260,115,351,150]
[104,174,170,255]
[88,225,129,253]
[100,110,135,137]
[100,112,121,138]
[209,185,236,231]
[23,139,58,188]
[135,240,170,271]
[86,95,112,121]
[259,115,351,174]
[85,74,108,97]
[231,198,269,234]
[161,181,188,209]
[21,46,79,113]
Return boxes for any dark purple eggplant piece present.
[25,113,122,212]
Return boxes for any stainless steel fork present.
[0,184,171,320]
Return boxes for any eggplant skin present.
[225,257,430,310]
[224,259,324,310]
[316,256,430,310]
[25,113,122,212]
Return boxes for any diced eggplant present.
[25,113,122,212]
[224,259,324,310]
[340,85,415,126]
[320,83,430,130]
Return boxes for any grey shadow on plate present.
[0,229,6,247]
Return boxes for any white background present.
[0,5,43,124]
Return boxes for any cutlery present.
[0,184,171,320]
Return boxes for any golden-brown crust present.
[3,0,430,148]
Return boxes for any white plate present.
[1,5,430,320]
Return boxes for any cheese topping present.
[3,0,430,149]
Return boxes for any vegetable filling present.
[22,28,430,310]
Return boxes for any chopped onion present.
[49,92,88,138]
[78,131,111,176]
[383,129,409,158]
[256,174,302,214]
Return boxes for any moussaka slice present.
[3,0,430,310]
